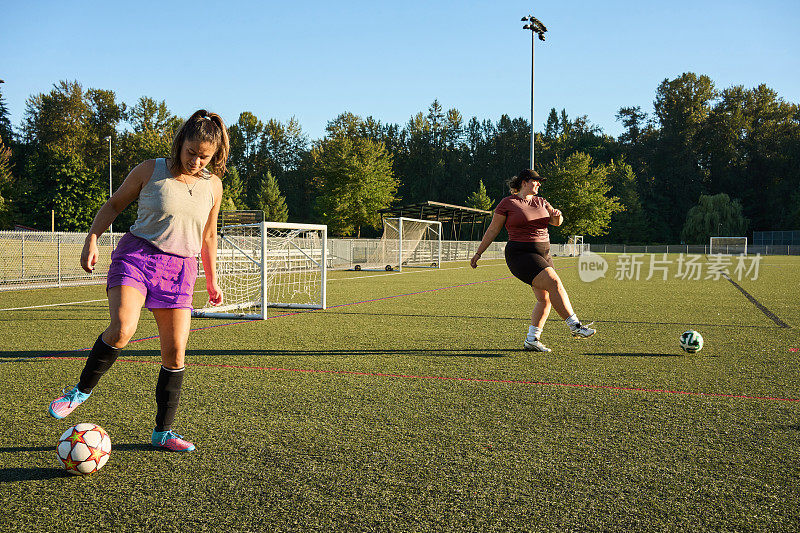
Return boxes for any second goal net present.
[354,217,442,271]
[565,235,587,256]
[709,236,747,255]
[192,222,327,320]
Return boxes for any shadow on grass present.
[322,310,522,321]
[0,443,156,483]
[0,350,87,363]
[0,468,68,482]
[590,352,684,357]
[318,310,772,329]
[1,349,509,364]
[1,348,510,362]
[184,349,506,358]
[0,443,158,454]
[591,319,777,329]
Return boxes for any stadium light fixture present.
[521,15,547,170]
[105,136,113,235]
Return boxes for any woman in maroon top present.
[470,169,595,352]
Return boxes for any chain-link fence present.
[588,244,800,255]
[0,231,120,290]
[326,239,505,270]
[3,231,797,291]
[753,230,800,246]
[0,231,507,291]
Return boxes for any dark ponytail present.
[506,169,543,193]
[169,109,230,177]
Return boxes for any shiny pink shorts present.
[107,233,197,309]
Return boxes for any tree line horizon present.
[0,71,797,243]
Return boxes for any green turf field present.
[1,255,798,531]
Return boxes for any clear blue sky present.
[2,0,798,140]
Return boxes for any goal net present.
[192,222,327,320]
[709,236,747,255]
[565,235,586,257]
[355,217,442,271]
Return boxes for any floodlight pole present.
[529,28,535,169]
[105,136,113,236]
[521,15,547,170]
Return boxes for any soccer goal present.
[565,235,586,257]
[709,236,747,255]
[354,217,442,271]
[192,222,327,320]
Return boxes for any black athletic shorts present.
[504,240,555,286]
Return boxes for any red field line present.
[40,355,800,403]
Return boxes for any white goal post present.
[354,217,442,272]
[192,221,327,320]
[709,236,747,255]
[565,235,586,257]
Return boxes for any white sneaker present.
[570,322,596,338]
[524,338,552,352]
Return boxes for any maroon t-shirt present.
[495,195,554,242]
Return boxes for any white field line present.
[0,298,109,312]
[328,262,506,281]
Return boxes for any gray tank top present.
[129,158,215,257]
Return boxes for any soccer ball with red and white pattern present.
[56,423,111,475]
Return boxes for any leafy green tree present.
[0,139,13,228]
[112,97,179,230]
[392,101,469,205]
[789,189,800,229]
[228,111,266,207]
[313,116,397,237]
[466,179,493,210]
[604,159,649,243]
[482,114,530,201]
[0,85,13,146]
[544,108,560,140]
[257,171,289,222]
[680,193,749,244]
[701,84,800,230]
[127,96,179,134]
[538,152,623,238]
[648,73,718,241]
[220,165,244,210]
[46,147,106,231]
[615,106,649,146]
[16,81,123,229]
[229,112,309,213]
[262,117,307,173]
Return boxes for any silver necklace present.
[179,176,199,195]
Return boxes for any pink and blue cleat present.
[152,429,195,452]
[49,385,91,419]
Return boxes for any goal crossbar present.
[355,217,442,272]
[192,221,327,320]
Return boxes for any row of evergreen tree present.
[0,72,797,242]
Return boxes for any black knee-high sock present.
[155,366,185,432]
[77,334,122,393]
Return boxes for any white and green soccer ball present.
[680,330,704,354]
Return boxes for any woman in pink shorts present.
[49,110,228,452]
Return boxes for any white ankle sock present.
[527,325,542,341]
[565,314,580,328]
